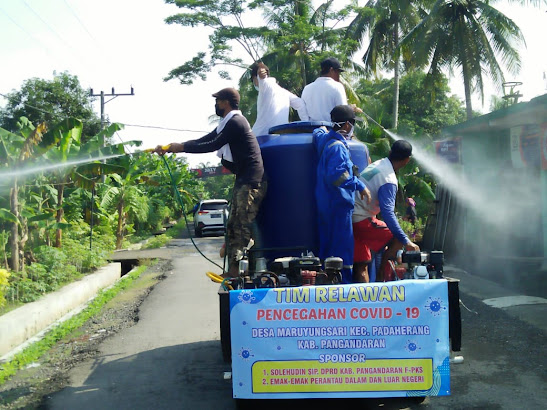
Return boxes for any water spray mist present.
[360,112,535,228]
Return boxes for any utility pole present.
[88,87,134,249]
[89,87,135,130]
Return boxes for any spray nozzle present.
[142,145,171,153]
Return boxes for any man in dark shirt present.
[154,88,266,277]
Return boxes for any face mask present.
[346,123,354,139]
[338,122,354,140]
[215,104,224,117]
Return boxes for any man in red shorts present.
[352,140,420,282]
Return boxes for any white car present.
[193,199,229,237]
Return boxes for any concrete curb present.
[0,263,121,359]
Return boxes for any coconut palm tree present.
[405,0,525,120]
[241,0,353,94]
[345,0,427,129]
[236,0,366,120]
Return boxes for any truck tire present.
[220,290,231,363]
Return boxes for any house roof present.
[443,93,547,136]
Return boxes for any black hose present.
[161,155,226,273]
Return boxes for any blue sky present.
[0,0,545,167]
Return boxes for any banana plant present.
[39,121,140,248]
[100,154,152,249]
[0,118,49,272]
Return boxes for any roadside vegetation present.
[0,74,212,314]
[141,220,189,250]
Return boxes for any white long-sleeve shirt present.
[300,76,347,122]
[252,76,308,136]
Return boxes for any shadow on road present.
[43,339,431,410]
[43,341,233,410]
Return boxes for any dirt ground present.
[0,258,173,410]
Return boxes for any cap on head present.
[389,140,413,161]
[212,87,240,106]
[330,105,356,123]
[320,57,344,73]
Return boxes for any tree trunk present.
[462,60,473,121]
[116,200,124,249]
[3,246,8,270]
[299,43,306,91]
[9,180,19,272]
[55,183,64,248]
[392,23,400,130]
[19,218,28,272]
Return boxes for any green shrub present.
[1,223,117,308]
[0,268,9,308]
[142,234,171,249]
[398,217,425,242]
[5,277,46,303]
[25,263,52,291]
[62,219,90,241]
[142,203,171,233]
[166,220,187,238]
[23,257,78,298]
[33,246,68,273]
[62,238,109,273]
[93,218,115,237]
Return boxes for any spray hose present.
[159,154,227,273]
[206,271,233,291]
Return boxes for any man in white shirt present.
[301,57,348,122]
[352,140,420,282]
[251,62,308,136]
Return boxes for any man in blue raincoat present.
[314,105,370,283]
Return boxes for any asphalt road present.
[43,236,547,410]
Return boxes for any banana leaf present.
[0,208,20,225]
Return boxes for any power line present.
[122,123,208,133]
[114,131,126,145]
[0,92,54,116]
[20,0,95,70]
[0,4,55,57]
[62,0,96,42]
[0,91,208,134]
[21,0,75,53]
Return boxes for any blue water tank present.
[255,122,369,261]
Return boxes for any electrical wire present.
[62,0,96,42]
[21,0,89,65]
[122,123,208,133]
[1,81,227,271]
[114,131,126,145]
[0,92,55,116]
[0,92,209,135]
[0,4,56,58]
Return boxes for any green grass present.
[142,234,172,249]
[0,265,147,385]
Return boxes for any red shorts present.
[353,217,394,263]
